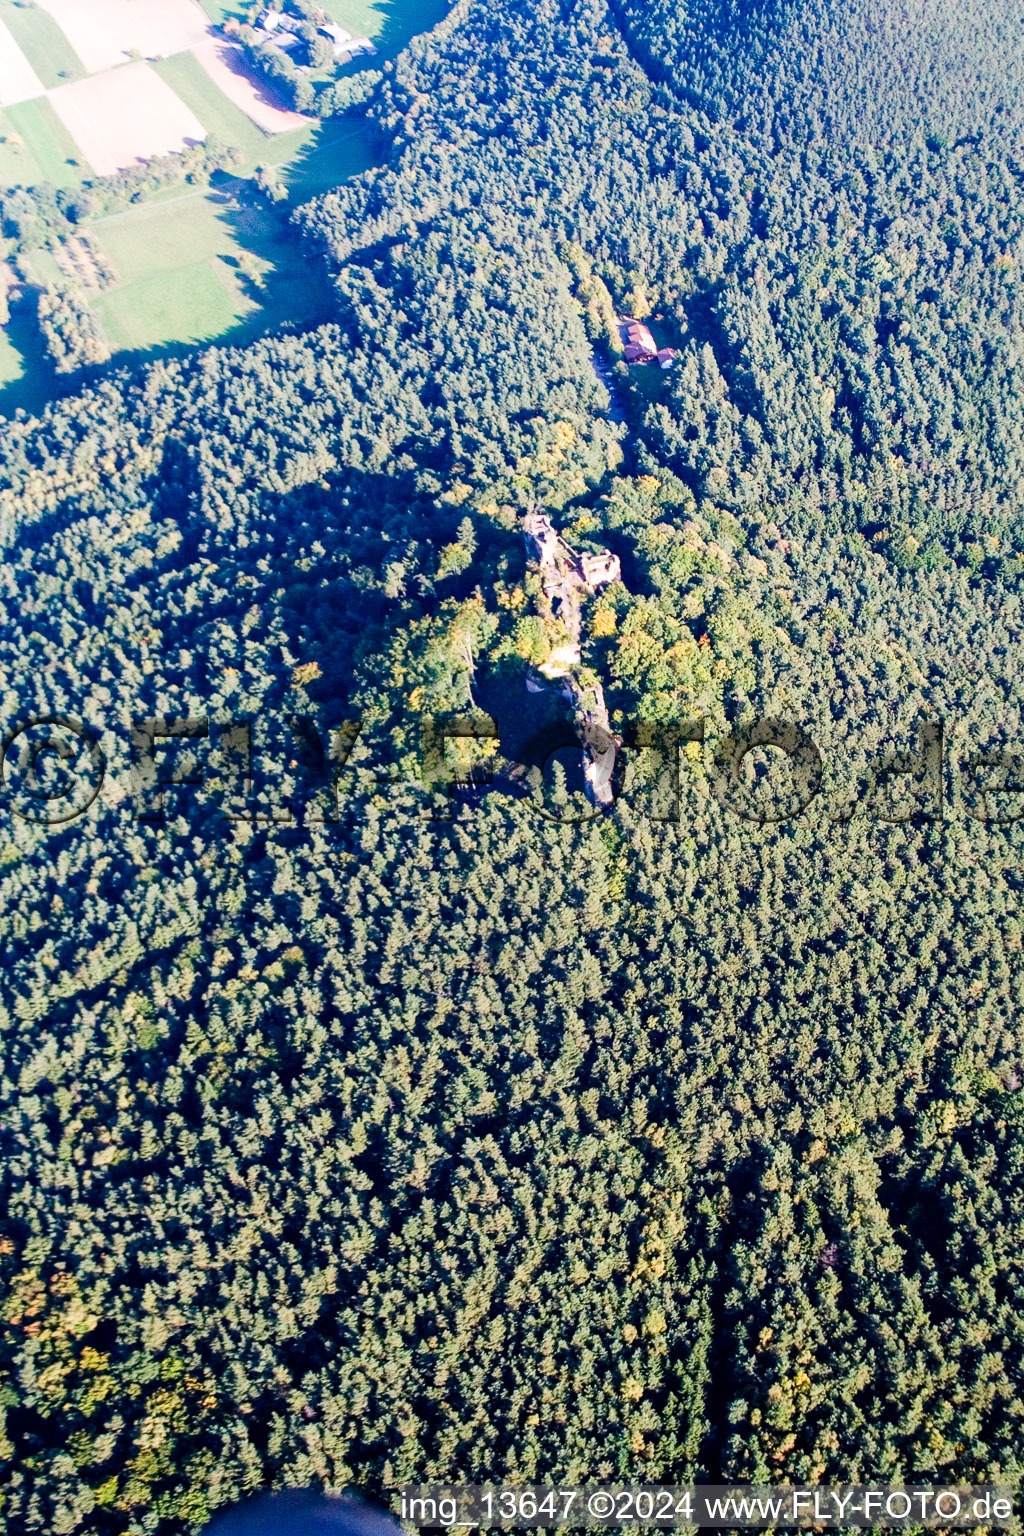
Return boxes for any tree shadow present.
[348,0,453,64]
[0,292,60,420]
[208,35,312,121]
[276,110,390,202]
[0,149,364,416]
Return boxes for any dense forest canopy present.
[2,0,1024,1533]
[614,0,1024,141]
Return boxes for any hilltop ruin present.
[520,507,622,807]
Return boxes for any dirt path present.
[590,348,627,424]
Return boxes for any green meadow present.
[151,51,282,170]
[0,110,48,187]
[91,262,242,353]
[84,187,335,359]
[318,0,389,35]
[95,195,241,286]
[325,0,453,62]
[20,245,62,287]
[1,97,83,186]
[196,0,241,24]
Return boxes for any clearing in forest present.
[85,192,335,353]
[47,64,206,175]
[92,261,242,351]
[0,0,427,413]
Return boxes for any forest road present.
[591,349,627,423]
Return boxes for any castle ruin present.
[520,506,622,808]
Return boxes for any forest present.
[2,0,1024,1531]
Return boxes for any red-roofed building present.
[627,323,657,352]
[620,317,659,365]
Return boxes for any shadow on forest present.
[126,449,592,810]
[365,0,452,61]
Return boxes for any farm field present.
[196,0,237,23]
[0,112,379,415]
[0,0,450,416]
[93,194,240,284]
[35,0,209,76]
[47,63,207,175]
[0,118,39,183]
[0,0,85,88]
[0,17,44,105]
[328,0,452,59]
[151,49,275,167]
[91,261,242,352]
[73,186,334,356]
[317,0,387,36]
[189,38,311,134]
[3,95,82,183]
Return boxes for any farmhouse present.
[257,11,302,33]
[322,22,353,52]
[626,321,657,352]
[621,319,658,364]
[619,317,676,368]
[254,12,375,59]
[255,10,308,52]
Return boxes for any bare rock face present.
[561,676,620,809]
[521,506,622,808]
